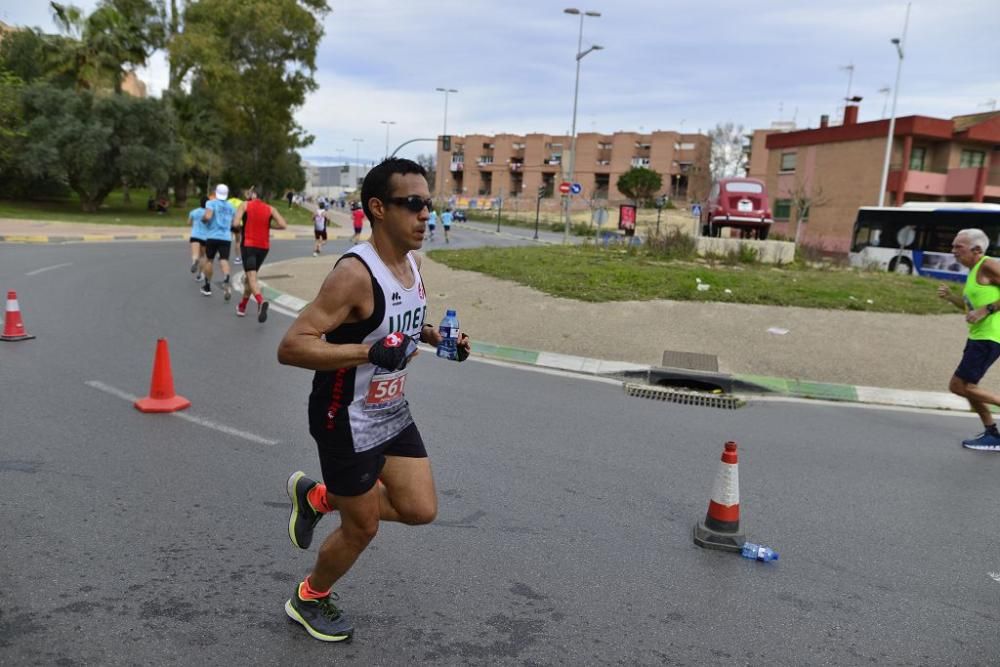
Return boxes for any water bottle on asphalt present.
[741,542,779,562]
[436,309,460,360]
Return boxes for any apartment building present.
[764,105,1000,252]
[434,130,709,208]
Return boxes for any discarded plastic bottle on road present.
[436,309,460,360]
[741,542,779,562]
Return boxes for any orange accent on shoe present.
[307,483,334,513]
[299,576,331,600]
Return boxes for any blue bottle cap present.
[446,309,456,316]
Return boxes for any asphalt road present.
[1,240,999,666]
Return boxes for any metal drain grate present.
[623,382,745,409]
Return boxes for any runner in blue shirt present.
[441,208,453,244]
[188,197,209,280]
[201,184,236,299]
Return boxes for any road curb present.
[253,277,970,414]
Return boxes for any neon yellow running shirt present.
[962,257,1000,341]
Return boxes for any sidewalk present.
[1,217,982,412]
[0,217,326,243]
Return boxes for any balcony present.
[509,162,523,172]
[477,156,494,167]
[888,165,998,199]
[546,156,562,166]
[631,157,650,167]
[450,161,464,172]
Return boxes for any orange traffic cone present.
[1,291,36,341]
[134,338,191,413]
[693,441,746,552]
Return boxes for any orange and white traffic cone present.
[693,441,746,552]
[1,291,36,341]
[134,338,191,413]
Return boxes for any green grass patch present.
[0,189,318,228]
[426,245,956,314]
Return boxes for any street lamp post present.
[352,138,363,191]
[380,120,396,160]
[563,8,602,244]
[877,2,911,207]
[435,88,458,198]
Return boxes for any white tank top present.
[310,242,428,452]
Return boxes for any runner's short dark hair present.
[361,158,427,224]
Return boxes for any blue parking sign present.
[570,183,582,195]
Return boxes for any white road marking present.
[26,262,73,276]
[85,380,279,445]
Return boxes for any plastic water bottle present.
[741,542,779,562]
[436,309,460,360]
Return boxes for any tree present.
[48,1,164,93]
[17,84,179,211]
[617,167,663,206]
[415,153,436,192]
[786,177,830,246]
[708,122,747,180]
[167,0,329,198]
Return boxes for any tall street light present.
[563,8,602,244]
[877,2,911,207]
[435,87,458,198]
[380,120,396,159]
[352,138,363,190]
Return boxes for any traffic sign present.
[691,204,702,217]
[558,182,572,194]
[570,183,582,195]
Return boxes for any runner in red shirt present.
[351,203,365,242]
[233,187,288,322]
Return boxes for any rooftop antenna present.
[839,63,855,102]
[979,98,997,111]
[878,86,891,118]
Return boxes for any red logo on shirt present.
[418,281,425,299]
[384,332,405,348]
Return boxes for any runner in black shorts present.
[277,158,471,642]
[233,187,287,321]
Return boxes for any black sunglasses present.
[384,195,434,213]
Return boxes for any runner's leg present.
[308,488,381,592]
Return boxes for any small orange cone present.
[693,441,746,552]
[134,338,191,413]
[1,291,36,341]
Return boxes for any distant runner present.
[313,206,328,257]
[201,184,236,300]
[187,196,208,279]
[351,203,365,243]
[233,187,287,322]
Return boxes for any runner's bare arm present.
[269,205,289,229]
[232,202,247,229]
[202,206,213,222]
[277,259,373,371]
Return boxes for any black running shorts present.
[313,422,427,497]
[955,338,1000,384]
[241,246,269,272]
[205,239,231,261]
[189,236,206,245]
[314,229,327,240]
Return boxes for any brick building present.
[434,130,709,209]
[763,105,1000,252]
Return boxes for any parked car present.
[452,209,467,222]
[701,177,773,239]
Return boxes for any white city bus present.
[848,203,1000,282]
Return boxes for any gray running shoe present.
[285,588,353,642]
[286,471,323,549]
[258,300,269,323]
[962,431,1000,451]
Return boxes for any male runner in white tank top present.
[277,158,471,642]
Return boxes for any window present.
[631,157,650,167]
[725,182,763,194]
[909,147,927,171]
[779,152,797,172]
[774,199,792,220]
[960,149,986,168]
[679,142,696,150]
[594,174,609,198]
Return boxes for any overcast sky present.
[2,0,997,163]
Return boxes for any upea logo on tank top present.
[390,291,402,306]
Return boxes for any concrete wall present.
[695,238,796,264]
